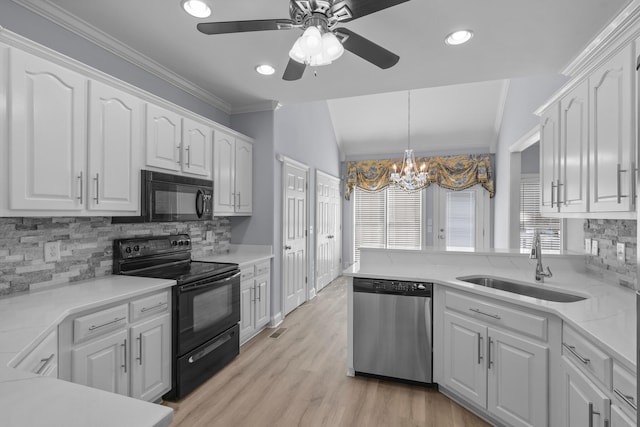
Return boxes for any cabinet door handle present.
[632,162,637,206]
[613,388,637,411]
[477,333,483,365]
[469,308,501,320]
[588,402,602,427]
[562,343,590,365]
[237,192,241,210]
[550,181,556,208]
[93,173,100,204]
[77,172,84,205]
[177,145,181,164]
[35,353,55,375]
[556,180,563,206]
[257,285,261,301]
[186,145,191,167]
[88,316,126,332]
[617,163,628,204]
[487,337,494,369]
[121,339,127,373]
[136,334,143,365]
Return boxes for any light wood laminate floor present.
[165,277,491,427]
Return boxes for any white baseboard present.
[269,312,283,328]
[309,288,317,300]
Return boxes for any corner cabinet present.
[213,128,253,215]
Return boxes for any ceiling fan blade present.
[334,28,399,69]
[197,19,295,35]
[337,0,410,22]
[283,59,306,81]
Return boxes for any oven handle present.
[188,329,235,364]
[179,271,240,293]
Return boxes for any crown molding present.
[231,100,280,114]
[12,0,233,114]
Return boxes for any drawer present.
[14,329,58,377]
[130,290,170,322]
[444,289,548,341]
[254,261,270,277]
[73,304,128,344]
[562,324,612,389]
[240,266,255,281]
[613,362,637,414]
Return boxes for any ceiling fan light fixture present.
[322,32,344,61]
[300,26,323,56]
[181,0,211,18]
[445,29,474,45]
[255,64,276,76]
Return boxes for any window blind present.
[520,178,561,252]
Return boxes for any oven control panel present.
[115,234,191,260]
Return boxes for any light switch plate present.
[617,242,625,262]
[590,239,599,256]
[584,238,591,254]
[44,241,61,263]
[206,231,213,241]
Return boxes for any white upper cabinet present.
[181,117,211,177]
[540,104,561,214]
[588,44,634,213]
[213,128,253,215]
[88,80,141,212]
[8,48,86,211]
[145,103,182,172]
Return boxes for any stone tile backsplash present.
[0,217,231,296]
[584,219,637,290]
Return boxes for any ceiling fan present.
[197,0,409,81]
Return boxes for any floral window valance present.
[344,154,495,200]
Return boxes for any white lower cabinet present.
[561,357,611,427]
[61,290,171,403]
[13,328,58,378]
[239,260,271,344]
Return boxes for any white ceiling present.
[16,0,631,156]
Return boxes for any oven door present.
[177,271,240,356]
[146,172,213,222]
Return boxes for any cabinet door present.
[9,48,86,211]
[235,138,253,214]
[213,129,236,214]
[442,311,487,408]
[14,328,58,378]
[561,357,611,427]
[559,81,589,213]
[88,80,141,212]
[71,329,129,396]
[239,279,255,343]
[539,104,560,214]
[487,328,548,427]
[611,404,636,427]
[146,103,181,172]
[182,118,211,177]
[589,44,634,212]
[255,274,270,329]
[130,313,171,402]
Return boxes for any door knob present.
[284,245,292,250]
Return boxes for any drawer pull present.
[35,353,55,375]
[88,316,126,332]
[614,388,637,411]
[563,343,590,365]
[140,301,167,313]
[469,308,501,320]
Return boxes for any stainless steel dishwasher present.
[353,277,433,384]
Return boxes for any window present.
[353,187,422,262]
[520,176,562,252]
[434,185,489,251]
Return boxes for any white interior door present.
[434,185,490,251]
[315,171,341,293]
[283,160,308,316]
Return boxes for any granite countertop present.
[0,275,176,427]
[345,249,637,371]
[197,244,273,267]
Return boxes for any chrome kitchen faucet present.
[530,230,552,283]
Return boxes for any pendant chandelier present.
[390,91,427,191]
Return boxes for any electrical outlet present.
[584,238,592,254]
[44,241,61,263]
[590,239,599,256]
[206,231,213,241]
[617,242,626,262]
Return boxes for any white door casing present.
[282,159,308,316]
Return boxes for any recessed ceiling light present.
[445,30,474,46]
[255,64,276,76]
[181,0,211,18]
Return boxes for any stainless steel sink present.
[457,275,586,303]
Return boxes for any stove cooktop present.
[123,261,238,284]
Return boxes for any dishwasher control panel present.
[354,277,432,296]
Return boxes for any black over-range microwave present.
[113,170,213,223]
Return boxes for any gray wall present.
[0,1,230,125]
[494,74,569,248]
[521,142,540,175]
